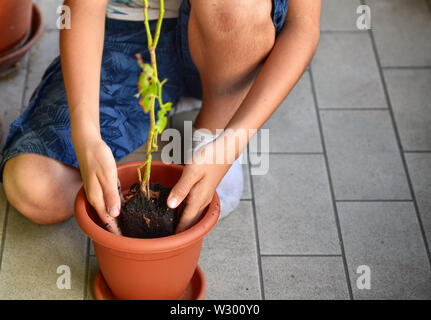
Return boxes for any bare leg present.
[188,0,276,133]
[3,154,82,225]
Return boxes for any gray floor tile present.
[199,201,261,300]
[0,207,87,299]
[89,239,95,256]
[338,202,431,299]
[24,31,59,106]
[252,154,340,255]
[241,162,252,200]
[262,256,349,300]
[405,153,431,250]
[365,0,431,67]
[256,72,322,153]
[0,185,7,242]
[311,33,386,109]
[321,0,362,31]
[35,0,65,31]
[86,256,98,300]
[320,110,410,200]
[385,69,431,151]
[0,58,28,149]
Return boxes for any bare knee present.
[3,154,81,225]
[191,0,274,38]
[190,0,275,76]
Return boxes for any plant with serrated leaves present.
[135,0,171,198]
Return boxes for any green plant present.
[135,0,171,198]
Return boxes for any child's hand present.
[75,137,122,235]
[167,142,231,233]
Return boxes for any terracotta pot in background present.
[75,161,220,300]
[0,3,44,73]
[0,0,33,54]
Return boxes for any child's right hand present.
[75,137,122,235]
[60,0,118,232]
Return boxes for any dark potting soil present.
[118,183,180,238]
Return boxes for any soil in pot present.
[118,182,181,238]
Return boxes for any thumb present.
[100,175,122,218]
[167,167,201,209]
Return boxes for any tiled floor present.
[0,0,430,299]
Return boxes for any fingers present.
[98,169,121,218]
[104,220,122,235]
[76,140,122,235]
[175,180,213,233]
[176,205,203,234]
[85,176,122,235]
[167,166,201,209]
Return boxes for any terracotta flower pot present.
[0,0,33,54]
[75,161,220,300]
[0,3,44,73]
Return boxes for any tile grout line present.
[0,202,10,273]
[308,68,354,300]
[247,147,266,300]
[404,150,431,154]
[82,237,91,300]
[364,3,431,267]
[320,30,369,34]
[249,152,323,155]
[261,254,343,258]
[382,66,431,70]
[319,108,388,111]
[20,52,31,112]
[336,199,412,203]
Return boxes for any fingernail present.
[108,206,120,218]
[167,196,178,208]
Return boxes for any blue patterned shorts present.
[0,0,288,181]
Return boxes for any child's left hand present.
[167,142,231,233]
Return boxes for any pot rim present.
[74,161,220,254]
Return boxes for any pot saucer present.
[94,265,206,300]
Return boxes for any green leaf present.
[147,79,158,96]
[140,95,152,113]
[143,63,154,76]
[137,74,150,93]
[162,102,172,111]
[155,111,167,133]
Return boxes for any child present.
[1,0,321,234]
